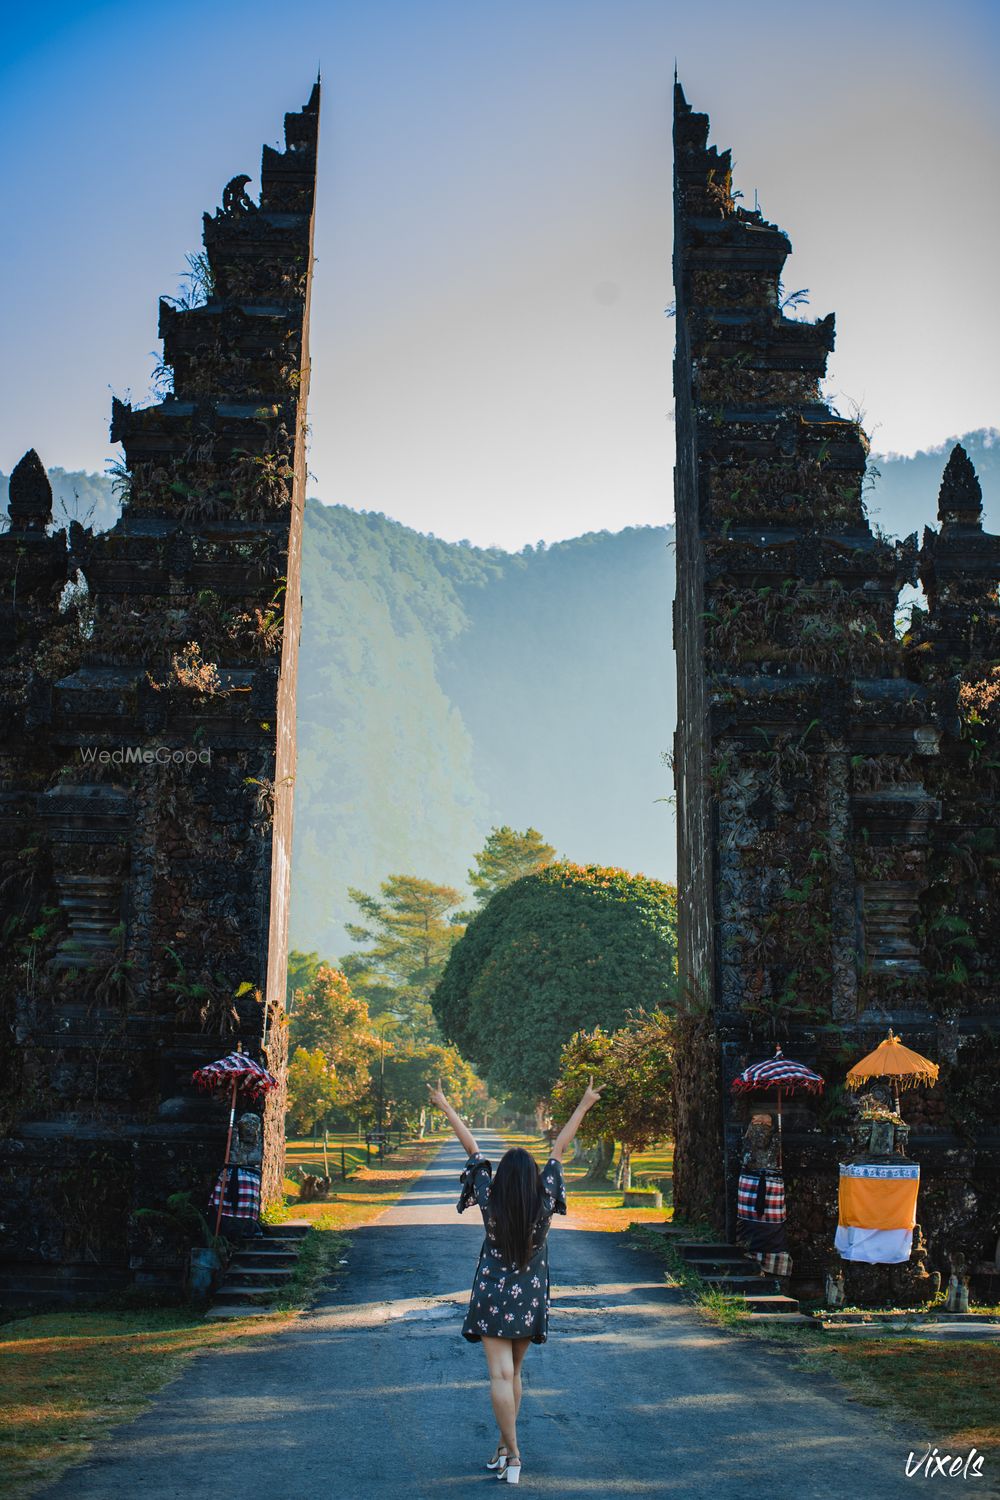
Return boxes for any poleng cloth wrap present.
[208,1165,261,1222]
[835,1161,919,1265]
[736,1170,787,1257]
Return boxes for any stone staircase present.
[205,1220,311,1320]
[675,1239,805,1319]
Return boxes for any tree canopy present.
[467,825,555,907]
[287,948,321,1006]
[289,964,378,1115]
[286,1047,340,1136]
[432,862,678,1100]
[342,874,464,1041]
[550,1010,674,1184]
[382,1039,480,1130]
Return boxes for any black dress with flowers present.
[457,1151,566,1343]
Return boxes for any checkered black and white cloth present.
[737,1170,786,1222]
[209,1165,261,1222]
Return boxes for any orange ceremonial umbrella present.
[845,1030,939,1112]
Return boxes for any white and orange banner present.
[834,1161,920,1265]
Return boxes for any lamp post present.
[377,1023,386,1159]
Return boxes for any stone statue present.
[222,174,256,216]
[741,1111,780,1170]
[944,1250,970,1312]
[825,1267,846,1307]
[848,1085,911,1162]
[230,1112,263,1169]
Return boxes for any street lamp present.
[377,1023,386,1158]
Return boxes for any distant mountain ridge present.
[2,428,995,956]
[866,428,999,539]
[295,505,676,955]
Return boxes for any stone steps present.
[736,1293,803,1314]
[701,1273,782,1295]
[822,1320,1000,1341]
[200,1304,283,1321]
[682,1254,754,1272]
[676,1242,745,1257]
[204,1219,312,1319]
[675,1238,802,1317]
[218,1266,297,1291]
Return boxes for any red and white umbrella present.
[192,1046,278,1234]
[731,1046,824,1167]
[192,1051,278,1104]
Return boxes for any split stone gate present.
[2,81,997,1306]
[0,87,318,1301]
[672,85,1000,1299]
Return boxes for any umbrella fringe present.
[732,1079,824,1095]
[845,1074,936,1091]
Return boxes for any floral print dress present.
[458,1151,566,1343]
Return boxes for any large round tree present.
[432,862,677,1100]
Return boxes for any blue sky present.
[1,0,998,547]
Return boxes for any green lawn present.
[0,1308,272,1500]
[500,1131,674,1232]
[286,1130,372,1180]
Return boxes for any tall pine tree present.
[468,825,555,907]
[343,875,464,1041]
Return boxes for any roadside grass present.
[280,1132,446,1231]
[0,1131,445,1500]
[501,1132,675,1233]
[0,1307,271,1500]
[630,1224,1000,1456]
[285,1130,373,1180]
[629,1223,748,1327]
[824,1340,1000,1455]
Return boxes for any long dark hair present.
[489,1147,543,1271]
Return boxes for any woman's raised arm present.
[550,1076,603,1161]
[428,1079,479,1157]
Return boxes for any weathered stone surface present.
[0,85,319,1305]
[672,85,1000,1302]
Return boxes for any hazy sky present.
[1,0,998,548]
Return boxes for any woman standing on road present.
[428,1077,603,1486]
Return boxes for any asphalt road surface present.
[43,1134,943,1499]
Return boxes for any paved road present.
[45,1134,953,1498]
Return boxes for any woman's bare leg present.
[512,1337,531,1420]
[482,1337,519,1459]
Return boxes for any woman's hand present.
[428,1080,479,1156]
[581,1076,603,1111]
[551,1076,603,1161]
[427,1078,447,1109]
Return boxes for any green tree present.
[433,862,678,1101]
[286,1047,339,1138]
[287,948,321,1007]
[289,964,378,1115]
[468,825,555,907]
[383,1040,480,1135]
[551,1010,674,1189]
[343,875,464,1041]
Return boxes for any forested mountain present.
[3,429,995,956]
[295,508,676,953]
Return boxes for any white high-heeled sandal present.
[496,1453,521,1484]
[486,1445,508,1471]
